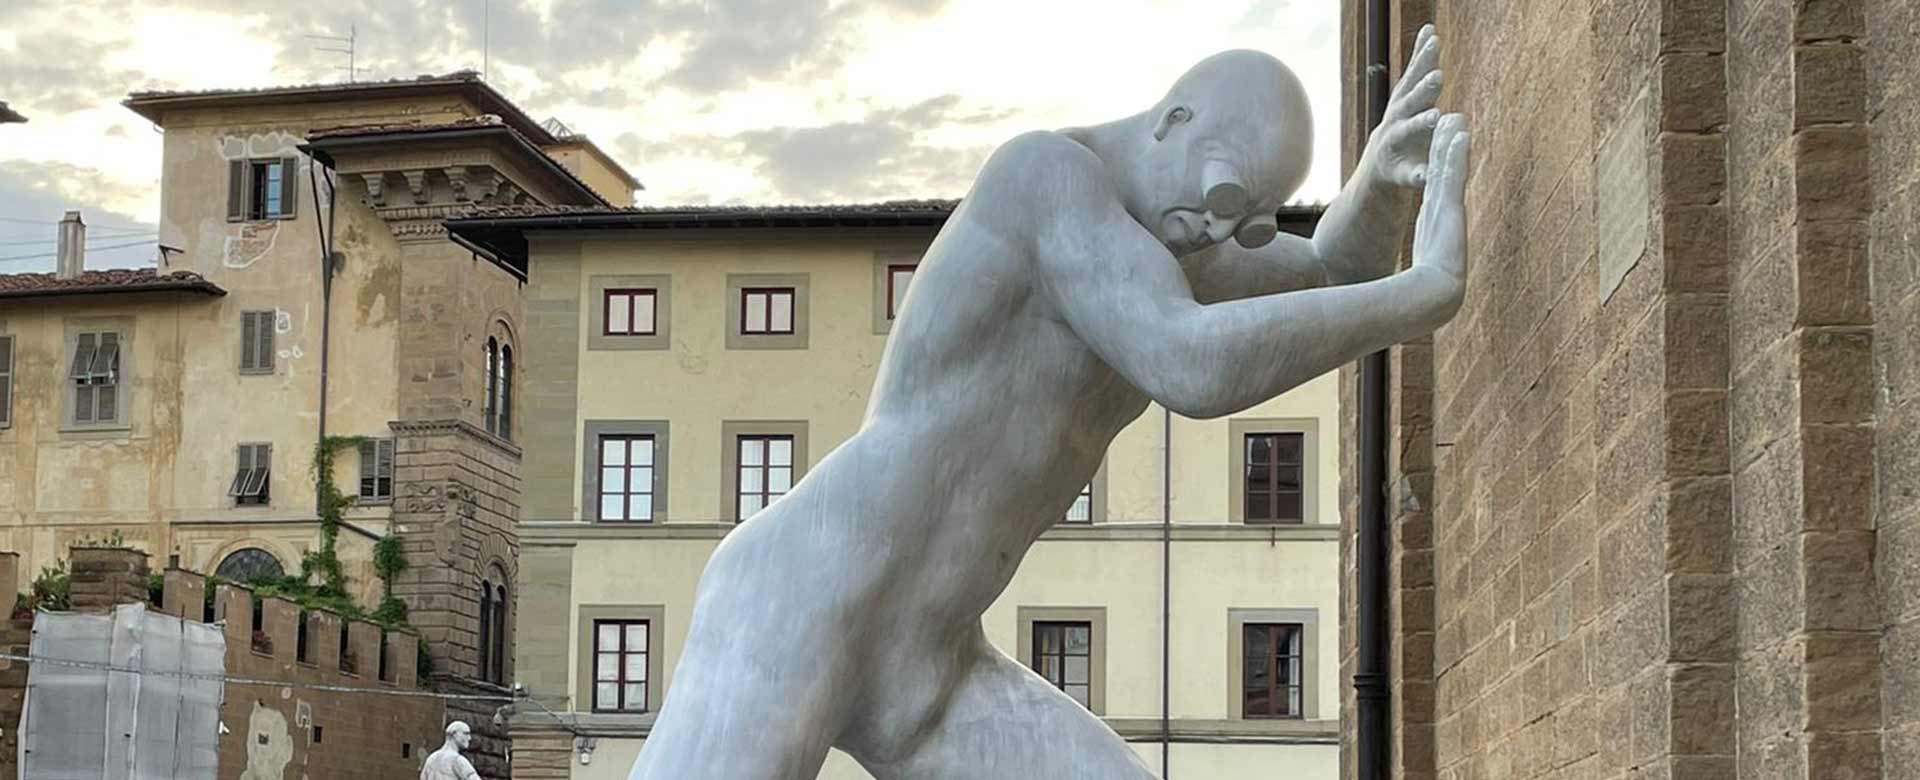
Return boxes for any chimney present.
[55,210,85,279]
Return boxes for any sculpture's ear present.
[1152,105,1193,142]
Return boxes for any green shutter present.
[227,160,247,222]
[0,336,12,428]
[240,312,258,371]
[277,157,299,219]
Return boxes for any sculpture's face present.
[1133,50,1313,256]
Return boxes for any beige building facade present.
[1,72,637,779]
[448,203,1345,779]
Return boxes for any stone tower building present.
[1338,3,1912,780]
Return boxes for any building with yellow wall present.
[0,72,636,779]
[448,202,1341,779]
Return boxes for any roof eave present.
[299,127,607,206]
[0,283,227,301]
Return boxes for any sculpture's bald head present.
[1124,49,1313,255]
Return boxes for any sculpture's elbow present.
[1150,378,1248,420]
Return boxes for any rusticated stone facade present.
[1341,2,1901,780]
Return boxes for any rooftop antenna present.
[482,0,490,81]
[307,25,358,83]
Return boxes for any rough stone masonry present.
[1339,2,1911,780]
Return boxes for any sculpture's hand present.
[1412,113,1470,287]
[1361,24,1445,189]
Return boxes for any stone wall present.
[0,548,447,780]
[1339,2,1901,780]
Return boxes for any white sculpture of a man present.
[632,26,1466,780]
[421,721,480,780]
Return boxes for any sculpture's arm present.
[1038,116,1472,419]
[1179,24,1449,303]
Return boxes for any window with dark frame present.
[735,434,794,520]
[1242,622,1304,718]
[1064,481,1093,523]
[1031,621,1093,708]
[239,310,275,373]
[490,582,507,683]
[739,287,796,335]
[597,434,656,521]
[228,443,271,505]
[0,335,12,429]
[70,331,121,424]
[478,582,493,681]
[358,438,394,501]
[604,289,658,336]
[227,157,298,221]
[885,264,916,320]
[484,338,500,435]
[499,344,513,442]
[1243,432,1305,524]
[592,619,650,713]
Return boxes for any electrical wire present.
[0,216,155,232]
[0,238,158,262]
[0,232,159,247]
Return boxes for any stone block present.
[1630,665,1672,766]
[1794,127,1871,223]
[1802,631,1883,731]
[1805,731,1881,780]
[1668,663,1734,754]
[1882,516,1920,624]
[1665,295,1730,390]
[1803,531,1879,631]
[1667,476,1732,574]
[1735,642,1806,749]
[1736,539,1806,650]
[1792,44,1867,128]
[1802,425,1874,532]
[1668,574,1735,661]
[1665,390,1729,477]
[1797,328,1874,425]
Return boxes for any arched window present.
[483,338,500,435]
[214,547,284,583]
[477,574,509,684]
[498,345,513,442]
[478,580,493,679]
[491,581,508,683]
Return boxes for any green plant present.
[148,572,165,605]
[27,561,71,612]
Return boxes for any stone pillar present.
[160,568,205,621]
[68,547,150,612]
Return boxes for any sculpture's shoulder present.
[966,131,1119,243]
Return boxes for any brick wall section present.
[1868,0,1920,777]
[1726,2,1883,780]
[510,724,574,779]
[0,550,446,779]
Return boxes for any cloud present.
[618,94,1006,203]
[0,30,146,115]
[0,160,158,273]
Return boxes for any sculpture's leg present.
[855,644,1158,780]
[627,623,839,780]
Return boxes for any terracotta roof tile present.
[0,268,226,300]
[460,199,964,220]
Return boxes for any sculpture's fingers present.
[1390,32,1440,103]
[1388,70,1444,123]
[1415,24,1435,55]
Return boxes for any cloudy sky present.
[0,0,1340,272]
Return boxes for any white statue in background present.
[421,721,479,780]
[633,26,1468,780]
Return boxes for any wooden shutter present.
[500,346,513,440]
[240,312,259,371]
[0,336,11,428]
[358,439,376,497]
[277,157,299,219]
[227,160,248,222]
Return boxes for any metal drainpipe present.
[1356,1,1395,780]
[1161,406,1173,778]
[310,161,338,517]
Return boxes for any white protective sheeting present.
[20,603,227,779]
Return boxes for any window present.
[0,335,12,429]
[484,338,514,441]
[604,289,658,336]
[500,345,514,441]
[735,434,794,520]
[1243,432,1305,524]
[740,287,795,335]
[239,310,275,374]
[1065,481,1094,524]
[885,264,916,320]
[592,619,650,712]
[229,443,271,505]
[478,576,508,684]
[1032,621,1093,708]
[598,435,656,521]
[1243,623,1305,718]
[358,438,394,501]
[70,331,121,424]
[227,157,298,221]
[214,547,284,582]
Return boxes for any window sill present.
[59,424,132,439]
[239,369,276,377]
